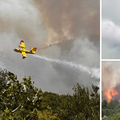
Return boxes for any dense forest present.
[0,69,100,120]
[102,99,120,120]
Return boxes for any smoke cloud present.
[102,20,120,59]
[33,54,100,79]
[102,0,120,59]
[102,62,120,100]
[34,0,100,45]
[0,0,47,50]
[0,38,99,94]
[0,0,99,94]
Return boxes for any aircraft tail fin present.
[31,47,37,54]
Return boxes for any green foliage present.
[0,69,100,120]
[102,116,112,120]
[56,83,100,120]
[102,100,108,109]
[102,100,120,119]
[37,106,60,120]
[42,91,61,111]
[90,85,100,119]
[102,109,114,117]
[113,99,119,108]
[57,94,74,120]
[0,69,42,119]
[116,103,120,109]
[107,100,115,109]
[111,112,120,120]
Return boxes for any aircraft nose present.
[14,49,17,51]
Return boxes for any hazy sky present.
[0,0,100,94]
[102,0,120,59]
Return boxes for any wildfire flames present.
[104,89,119,102]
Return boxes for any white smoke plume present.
[33,54,100,79]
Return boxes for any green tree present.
[102,100,108,109]
[0,70,43,119]
[111,112,120,120]
[56,83,100,120]
[116,103,120,109]
[0,69,100,120]
[107,100,115,109]
[42,91,61,111]
[90,85,100,119]
[72,83,91,119]
[57,94,74,120]
[102,109,113,117]
[113,99,119,108]
[102,116,112,120]
[37,106,60,120]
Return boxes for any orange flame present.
[104,89,118,102]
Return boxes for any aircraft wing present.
[22,52,27,59]
[19,40,25,48]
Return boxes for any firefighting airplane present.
[14,40,37,59]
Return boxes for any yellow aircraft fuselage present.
[14,40,37,59]
[14,48,31,53]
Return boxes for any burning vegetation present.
[102,86,120,119]
[102,62,120,119]
[104,89,119,103]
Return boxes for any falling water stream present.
[33,54,100,79]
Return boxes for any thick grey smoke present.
[0,0,99,94]
[102,62,120,93]
[34,0,100,45]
